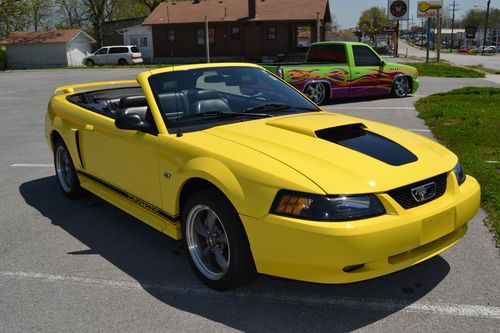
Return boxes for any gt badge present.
[411,182,437,202]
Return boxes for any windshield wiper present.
[245,103,318,113]
[182,111,272,119]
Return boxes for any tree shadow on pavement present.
[20,176,451,333]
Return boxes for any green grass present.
[465,64,500,75]
[0,48,7,70]
[415,87,500,244]
[403,62,485,78]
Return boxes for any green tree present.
[81,0,117,47]
[461,8,500,29]
[55,0,84,28]
[358,6,388,41]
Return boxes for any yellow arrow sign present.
[419,1,442,12]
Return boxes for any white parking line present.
[11,163,53,167]
[1,270,499,319]
[333,106,416,110]
[407,129,432,132]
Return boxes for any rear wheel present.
[304,82,329,105]
[54,140,83,198]
[391,76,410,97]
[182,188,257,290]
[118,58,128,65]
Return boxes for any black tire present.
[118,58,128,65]
[303,82,329,105]
[391,76,410,98]
[182,188,257,290]
[85,59,95,67]
[53,139,83,198]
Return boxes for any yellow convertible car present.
[45,63,480,290]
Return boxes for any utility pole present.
[449,0,460,51]
[436,8,442,62]
[205,16,210,63]
[482,0,491,55]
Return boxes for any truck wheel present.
[391,76,410,97]
[304,82,329,105]
[182,188,257,290]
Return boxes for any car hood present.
[205,112,456,194]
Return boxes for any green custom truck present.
[263,41,419,104]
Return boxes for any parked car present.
[46,63,480,290]
[483,46,497,53]
[263,42,419,105]
[459,46,468,53]
[83,45,143,66]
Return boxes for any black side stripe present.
[77,170,179,224]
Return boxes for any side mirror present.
[115,113,152,132]
[380,60,385,67]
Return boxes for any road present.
[0,69,499,332]
[398,39,500,71]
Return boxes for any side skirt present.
[77,171,182,240]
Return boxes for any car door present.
[93,47,108,65]
[349,45,386,98]
[79,106,163,230]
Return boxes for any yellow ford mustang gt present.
[45,63,480,290]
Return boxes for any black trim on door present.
[77,170,179,224]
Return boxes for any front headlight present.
[270,190,385,221]
[453,162,466,185]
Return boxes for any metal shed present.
[0,29,96,69]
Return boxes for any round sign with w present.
[388,0,409,20]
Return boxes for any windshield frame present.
[147,65,320,134]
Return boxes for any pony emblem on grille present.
[411,182,437,202]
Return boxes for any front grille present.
[387,173,448,209]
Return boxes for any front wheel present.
[85,59,95,67]
[391,76,410,97]
[304,82,329,105]
[182,188,256,290]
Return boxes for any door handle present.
[84,124,94,131]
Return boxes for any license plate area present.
[421,208,456,245]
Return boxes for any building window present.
[231,26,240,40]
[196,27,215,45]
[267,26,276,40]
[167,29,175,42]
[141,37,148,47]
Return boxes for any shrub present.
[0,47,7,70]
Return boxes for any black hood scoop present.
[315,123,418,166]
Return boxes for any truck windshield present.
[148,66,319,133]
[307,44,347,64]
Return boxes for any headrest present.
[193,90,219,100]
[119,95,147,108]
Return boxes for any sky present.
[328,0,499,28]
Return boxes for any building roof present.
[0,29,95,45]
[143,0,329,25]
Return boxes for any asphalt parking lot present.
[1,69,499,332]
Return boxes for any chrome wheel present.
[55,144,74,193]
[185,204,230,280]
[393,76,410,97]
[304,82,327,104]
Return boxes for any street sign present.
[417,1,442,18]
[465,26,477,39]
[388,0,409,21]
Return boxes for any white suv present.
[83,45,144,66]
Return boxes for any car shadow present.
[20,176,450,332]
[323,94,414,106]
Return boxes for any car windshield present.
[148,66,320,133]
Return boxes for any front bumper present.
[411,77,420,94]
[241,173,480,284]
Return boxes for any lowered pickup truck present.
[264,41,419,104]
